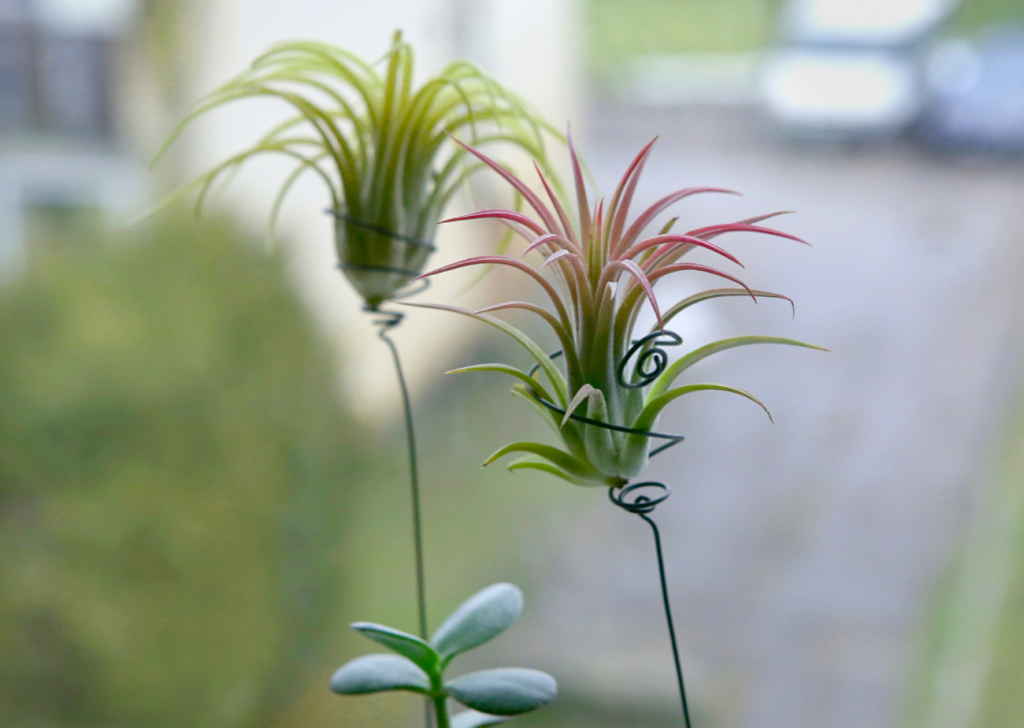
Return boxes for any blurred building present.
[0,0,147,279]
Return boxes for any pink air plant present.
[407,134,824,487]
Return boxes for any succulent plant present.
[408,136,824,487]
[331,583,556,728]
[152,31,559,309]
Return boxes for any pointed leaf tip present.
[351,623,439,674]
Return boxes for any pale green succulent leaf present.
[329,654,430,695]
[446,668,557,716]
[451,710,511,728]
[351,623,439,676]
[431,583,524,663]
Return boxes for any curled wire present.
[618,330,683,389]
[608,481,671,514]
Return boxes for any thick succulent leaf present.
[431,584,524,662]
[330,654,430,695]
[483,442,604,482]
[448,363,555,404]
[446,669,557,716]
[402,302,568,405]
[451,710,511,728]
[650,336,828,399]
[351,623,440,675]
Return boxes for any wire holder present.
[530,330,695,727]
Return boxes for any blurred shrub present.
[0,215,368,728]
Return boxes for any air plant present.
[151,31,560,309]
[331,583,556,728]
[408,136,824,487]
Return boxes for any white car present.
[761,0,958,138]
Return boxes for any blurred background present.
[1,1,1023,727]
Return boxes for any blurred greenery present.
[0,214,370,728]
[904,400,1024,728]
[976,405,1024,727]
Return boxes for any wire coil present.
[618,330,683,389]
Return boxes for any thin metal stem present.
[370,307,430,728]
[640,512,693,728]
[610,483,692,727]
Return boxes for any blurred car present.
[761,0,957,139]
[918,29,1024,153]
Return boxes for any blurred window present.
[0,22,32,128]
[0,2,113,139]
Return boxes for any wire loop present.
[618,330,683,389]
[609,481,671,514]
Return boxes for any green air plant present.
[331,583,556,728]
[408,136,825,487]
[151,31,559,310]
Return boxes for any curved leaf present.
[483,442,604,482]
[330,654,430,695]
[636,383,772,433]
[506,457,614,487]
[446,668,557,716]
[431,584,524,662]
[402,302,568,405]
[649,336,827,399]
[447,363,554,404]
[657,288,794,332]
[351,622,439,675]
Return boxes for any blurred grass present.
[904,398,1024,728]
[976,406,1024,727]
[0,213,370,728]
